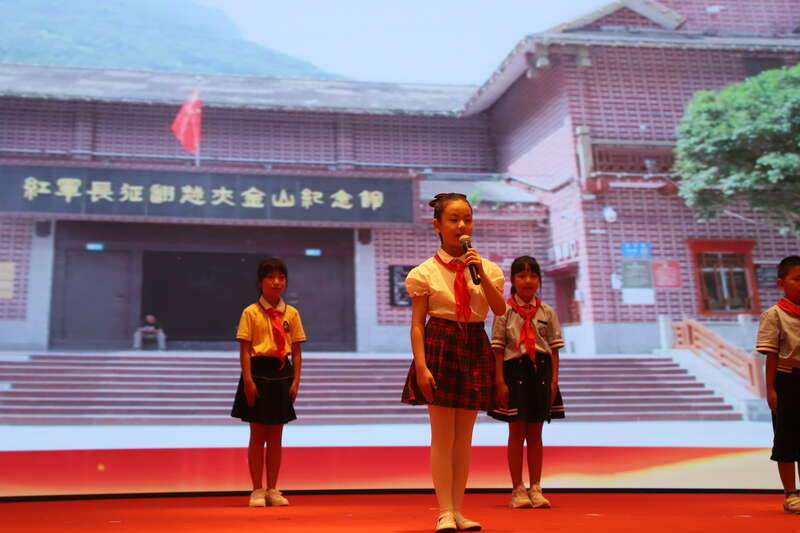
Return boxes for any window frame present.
[687,240,759,317]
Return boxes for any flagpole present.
[195,144,200,167]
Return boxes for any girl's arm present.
[765,352,778,410]
[550,348,560,405]
[289,342,302,402]
[464,249,505,315]
[493,347,508,408]
[410,295,436,402]
[239,339,257,406]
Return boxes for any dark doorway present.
[51,249,133,348]
[51,221,355,350]
[142,251,264,341]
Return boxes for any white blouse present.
[405,248,505,322]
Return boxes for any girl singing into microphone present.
[402,192,506,533]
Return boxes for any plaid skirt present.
[401,317,494,411]
[231,356,296,425]
[488,353,565,423]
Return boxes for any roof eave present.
[0,90,463,117]
[459,32,800,116]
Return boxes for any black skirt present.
[231,356,296,425]
[488,353,565,423]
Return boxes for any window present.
[743,57,784,77]
[697,252,752,311]
[688,240,758,315]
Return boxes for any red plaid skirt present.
[401,317,495,410]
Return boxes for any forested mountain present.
[0,0,337,78]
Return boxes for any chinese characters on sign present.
[23,177,386,212]
[5,167,412,223]
[621,241,652,258]
[651,260,681,289]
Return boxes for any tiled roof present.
[0,63,475,116]
[420,178,540,204]
[549,0,685,33]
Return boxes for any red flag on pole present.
[171,91,202,154]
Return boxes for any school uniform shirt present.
[236,296,306,357]
[405,248,505,322]
[492,294,565,360]
[756,304,800,369]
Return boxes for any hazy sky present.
[197,0,610,85]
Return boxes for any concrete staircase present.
[0,354,742,425]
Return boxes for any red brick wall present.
[0,217,32,320]
[566,47,800,142]
[661,0,800,33]
[351,114,494,171]
[374,219,549,325]
[1,99,494,173]
[0,100,76,153]
[580,188,800,323]
[490,67,579,191]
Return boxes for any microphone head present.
[458,234,472,247]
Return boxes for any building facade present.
[1,0,799,353]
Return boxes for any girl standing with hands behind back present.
[489,256,565,509]
[402,193,506,533]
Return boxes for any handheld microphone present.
[459,234,481,285]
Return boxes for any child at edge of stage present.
[230,258,306,508]
[488,255,565,509]
[401,192,507,533]
[757,255,800,514]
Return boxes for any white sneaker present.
[510,485,533,508]
[435,511,457,533]
[528,484,551,509]
[265,488,289,506]
[784,492,800,513]
[248,488,266,507]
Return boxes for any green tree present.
[675,62,800,236]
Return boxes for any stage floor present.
[2,492,794,533]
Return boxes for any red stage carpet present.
[2,492,794,533]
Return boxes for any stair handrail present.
[672,318,766,398]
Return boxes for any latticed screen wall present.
[352,115,494,171]
[4,100,495,172]
[0,100,75,153]
[567,48,800,143]
[0,218,32,320]
[661,0,800,33]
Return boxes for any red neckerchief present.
[434,253,471,324]
[506,296,540,365]
[778,298,800,318]
[258,297,287,367]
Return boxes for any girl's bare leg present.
[507,421,527,489]
[248,423,269,489]
[526,422,544,486]
[265,424,284,489]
